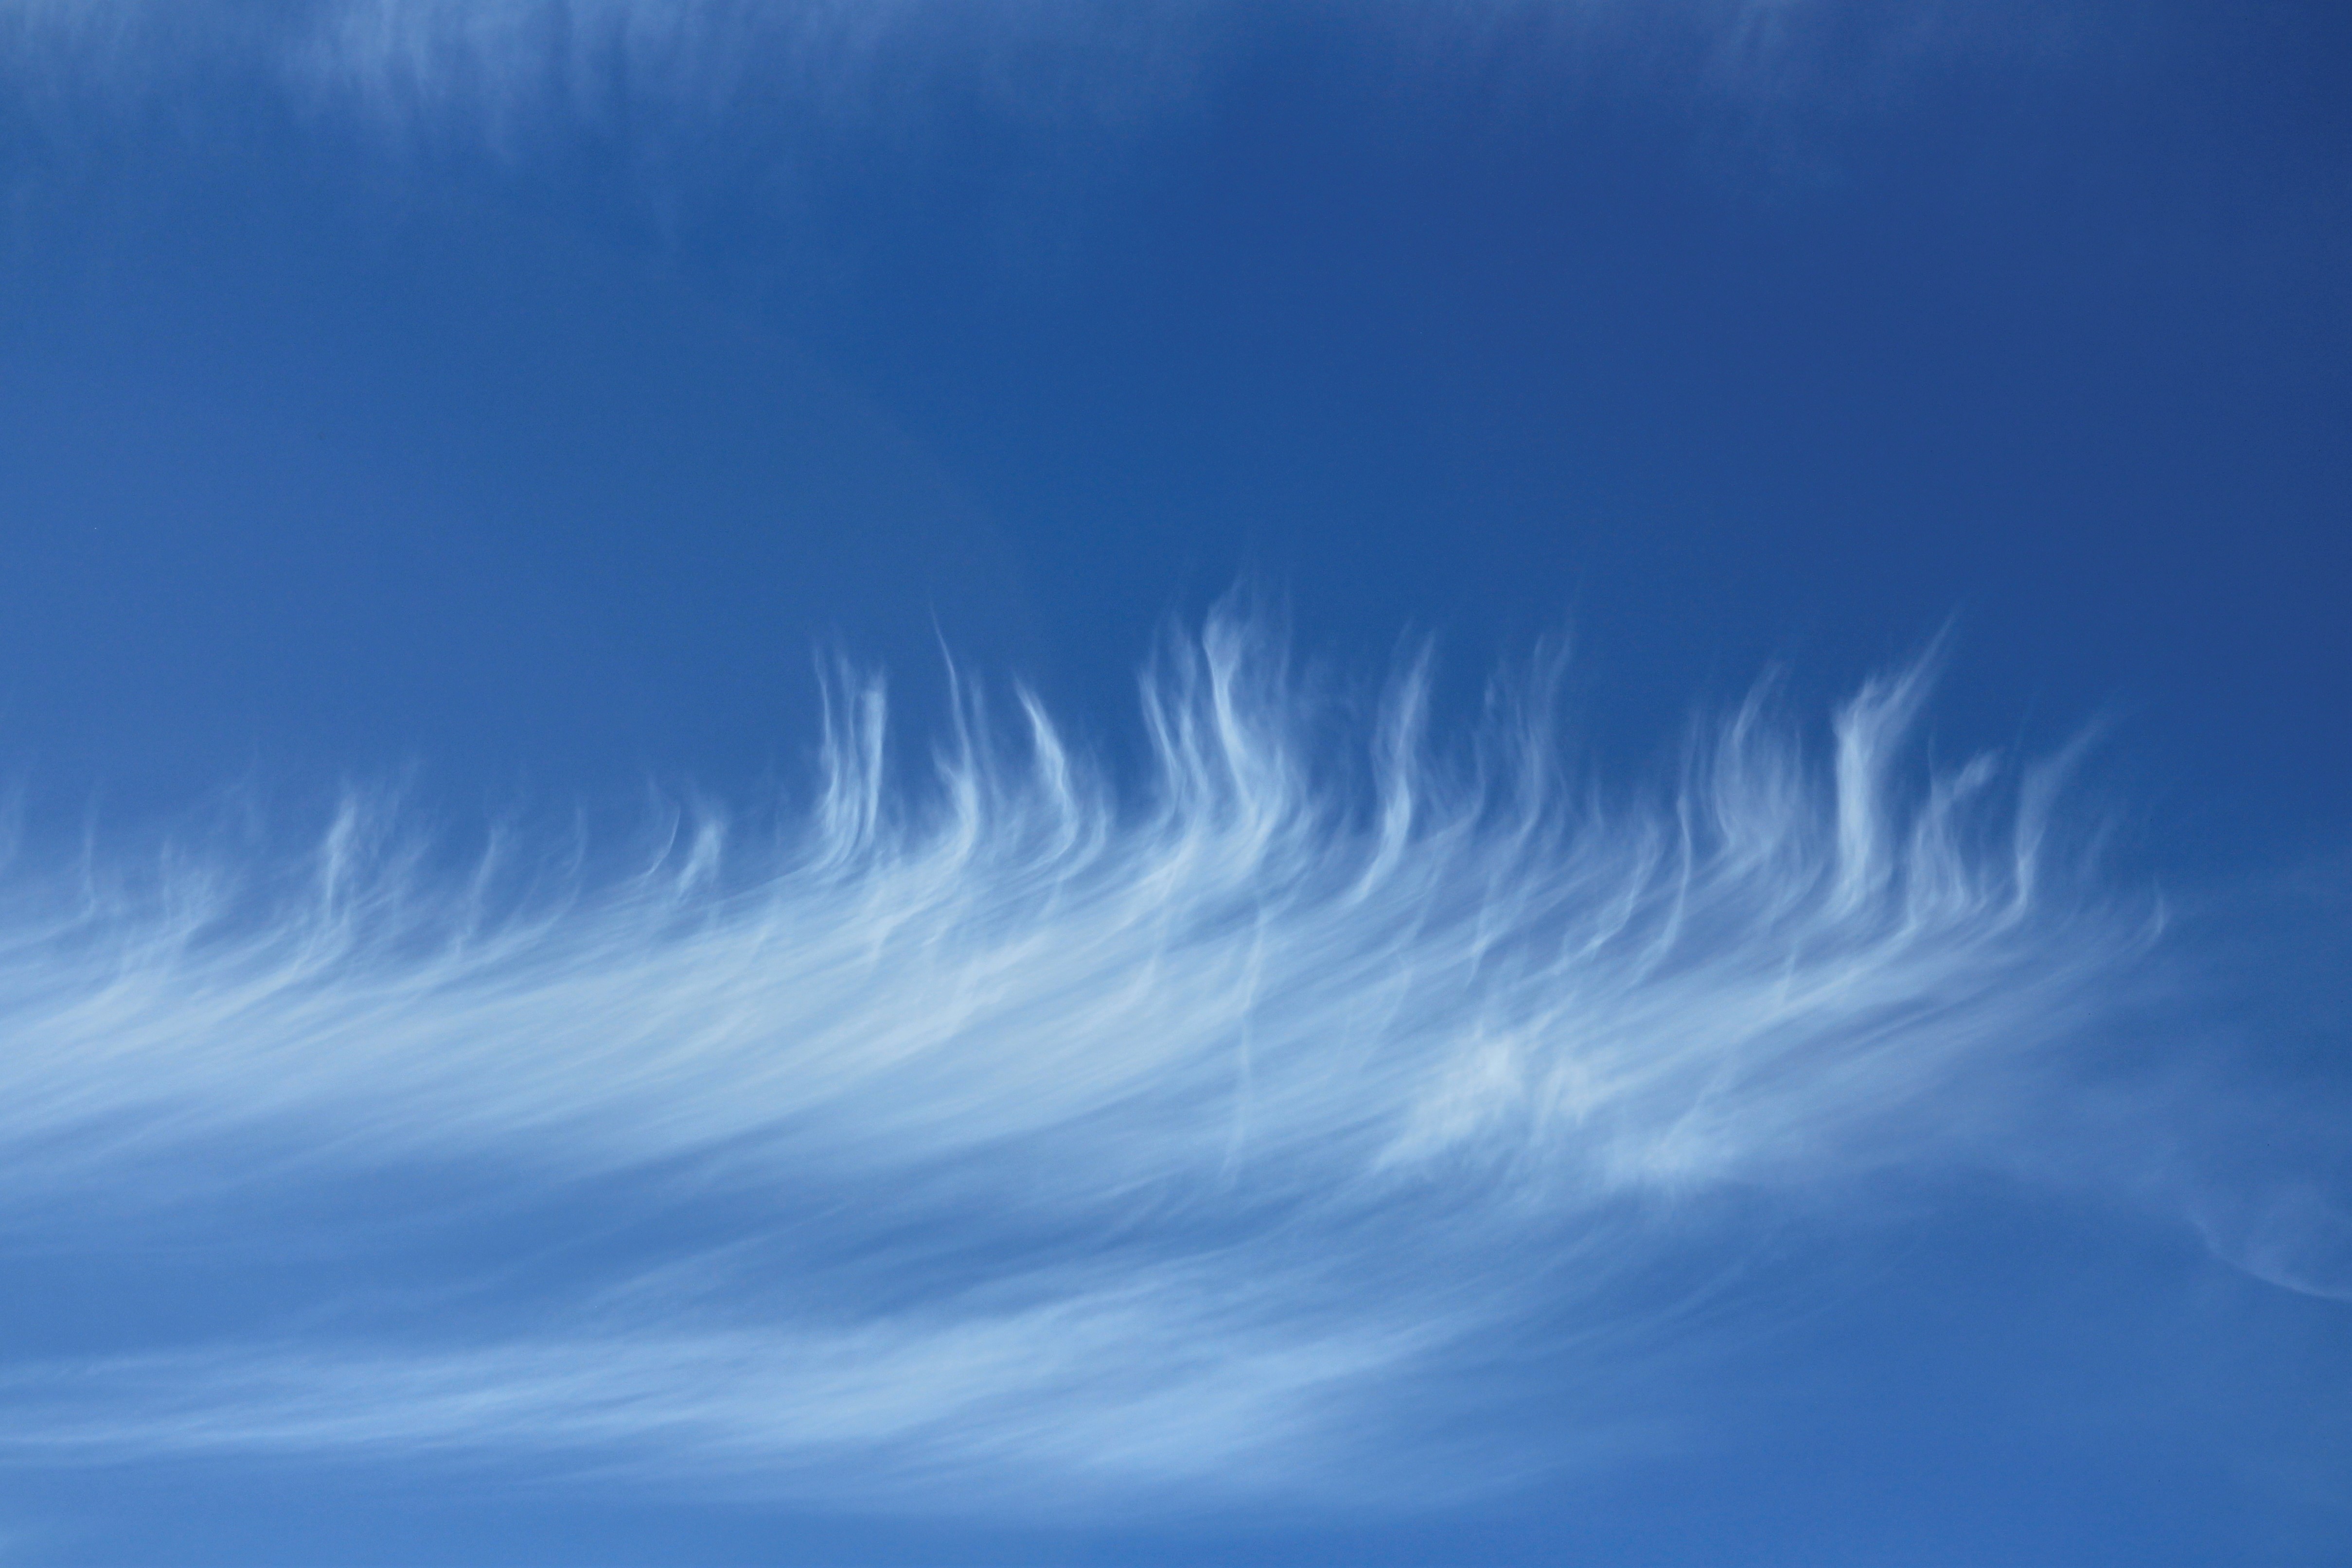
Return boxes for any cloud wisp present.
[0,0,2083,169]
[0,0,1231,155]
[1,611,2310,1510]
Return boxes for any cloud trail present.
[1,611,2304,1509]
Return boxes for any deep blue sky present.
[5,1,2344,855]
[2,1,2349,1562]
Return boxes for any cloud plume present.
[1,611,2306,1510]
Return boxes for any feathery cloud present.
[4,613,2309,1509]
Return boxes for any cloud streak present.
[0,0,2084,164]
[2,611,2311,1510]
[0,0,1228,151]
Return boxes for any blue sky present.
[1,1,2348,1563]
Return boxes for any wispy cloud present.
[0,0,2090,161]
[0,0,1229,152]
[0,612,2318,1508]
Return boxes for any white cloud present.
[0,0,1234,158]
[0,0,2090,161]
[0,610,2286,1508]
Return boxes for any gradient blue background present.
[2,1,2348,1561]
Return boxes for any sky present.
[0,1,2348,1563]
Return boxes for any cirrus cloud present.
[4,613,2320,1509]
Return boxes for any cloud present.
[0,0,2094,163]
[2197,1185,2352,1303]
[0,0,1230,154]
[0,610,2318,1510]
